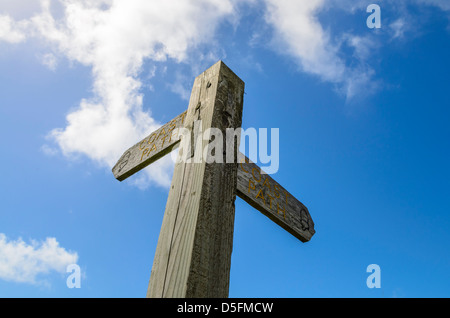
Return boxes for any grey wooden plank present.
[112,111,187,181]
[236,155,315,242]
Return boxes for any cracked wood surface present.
[147,61,244,298]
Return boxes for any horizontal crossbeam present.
[112,111,315,242]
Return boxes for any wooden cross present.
[112,61,315,298]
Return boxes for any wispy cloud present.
[1,0,450,188]
[263,0,378,99]
[417,0,450,12]
[0,233,78,285]
[0,0,246,188]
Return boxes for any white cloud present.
[0,15,28,43]
[263,0,376,99]
[40,144,58,156]
[1,0,245,188]
[390,18,407,39]
[0,0,42,20]
[0,233,78,285]
[264,0,343,81]
[39,52,58,70]
[344,33,380,61]
[2,0,450,188]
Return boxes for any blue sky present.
[0,0,449,298]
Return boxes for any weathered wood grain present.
[113,107,315,243]
[236,155,315,242]
[147,60,245,298]
[113,63,316,298]
[112,111,187,181]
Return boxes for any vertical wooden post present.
[147,61,245,298]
